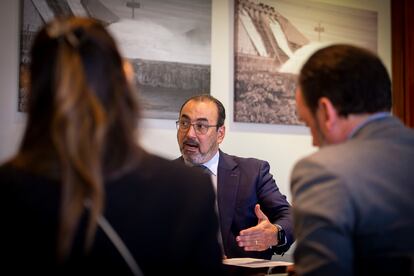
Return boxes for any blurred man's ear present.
[217,125,226,144]
[317,97,338,133]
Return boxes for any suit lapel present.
[175,152,241,252]
[217,150,240,250]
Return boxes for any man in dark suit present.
[291,44,414,275]
[174,94,294,259]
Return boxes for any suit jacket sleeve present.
[291,158,354,276]
[257,160,294,254]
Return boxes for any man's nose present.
[185,124,198,137]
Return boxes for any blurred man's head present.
[296,44,392,147]
[176,94,225,165]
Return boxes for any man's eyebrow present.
[180,114,209,123]
[195,118,209,123]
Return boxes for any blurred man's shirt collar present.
[348,112,391,139]
[201,151,219,176]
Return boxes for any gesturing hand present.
[236,204,279,251]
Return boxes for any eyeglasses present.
[176,120,218,135]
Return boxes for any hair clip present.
[64,32,80,48]
[46,21,80,49]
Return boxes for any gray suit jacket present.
[291,116,414,276]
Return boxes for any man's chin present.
[182,152,201,164]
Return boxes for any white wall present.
[0,0,390,202]
[138,0,391,201]
[0,1,26,163]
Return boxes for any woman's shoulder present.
[116,151,212,192]
[137,152,207,178]
[0,160,40,183]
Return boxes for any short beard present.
[181,149,208,165]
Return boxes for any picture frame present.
[18,0,212,120]
[233,0,379,125]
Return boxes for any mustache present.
[183,138,199,147]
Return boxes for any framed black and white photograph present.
[18,0,212,119]
[234,0,378,125]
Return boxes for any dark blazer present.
[176,150,293,259]
[0,152,224,275]
[291,116,414,276]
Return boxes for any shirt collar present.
[201,151,219,176]
[348,112,391,139]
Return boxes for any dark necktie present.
[195,165,212,175]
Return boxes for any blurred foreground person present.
[291,44,414,276]
[0,17,223,275]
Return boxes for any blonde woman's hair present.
[14,17,141,260]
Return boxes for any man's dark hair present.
[299,44,392,117]
[179,94,226,128]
